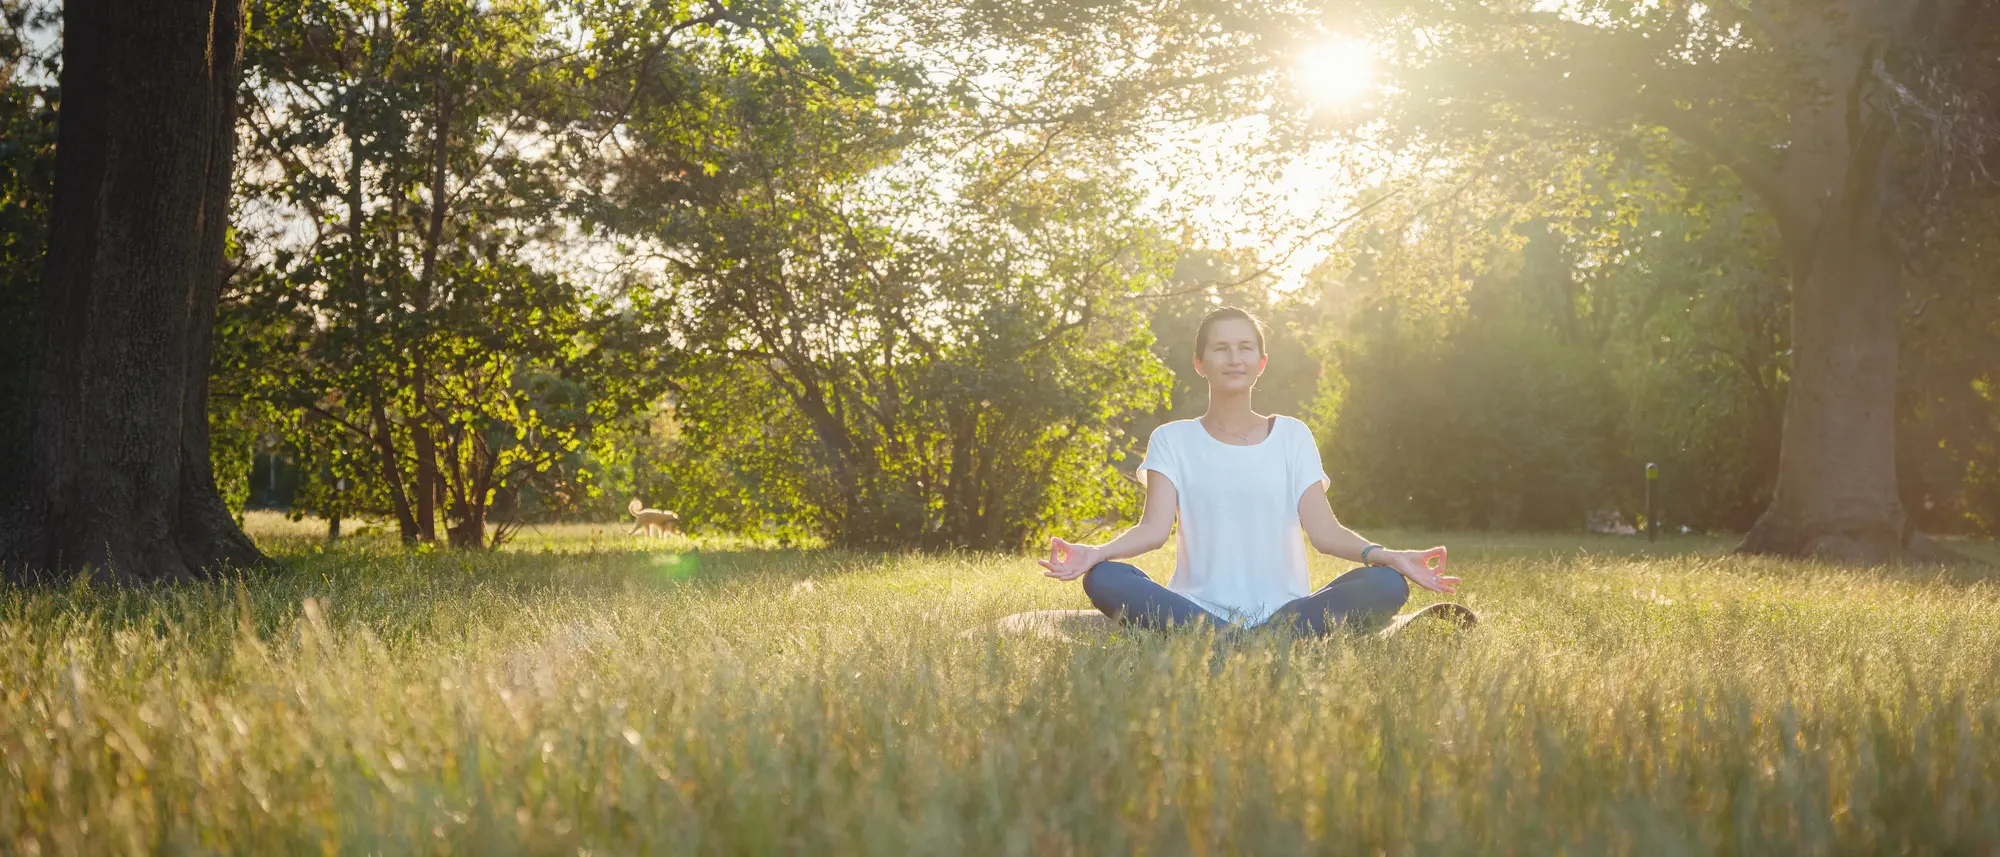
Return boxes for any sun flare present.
[1295,40,1375,104]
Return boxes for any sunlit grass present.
[3,522,1998,854]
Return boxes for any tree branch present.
[1134,185,1404,302]
[1646,104,1787,208]
[999,59,1280,130]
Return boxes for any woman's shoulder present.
[1274,414,1319,442]
[1147,419,1203,445]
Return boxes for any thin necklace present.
[1203,414,1261,444]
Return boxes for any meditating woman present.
[1038,306,1460,634]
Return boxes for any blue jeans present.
[1080,562,1410,635]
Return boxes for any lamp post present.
[1645,462,1659,543]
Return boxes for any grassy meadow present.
[4,514,2000,855]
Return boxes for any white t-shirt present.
[1137,416,1330,626]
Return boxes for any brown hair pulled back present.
[1193,306,1266,358]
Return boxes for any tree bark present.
[412,371,439,542]
[410,76,454,545]
[445,433,493,550]
[368,398,422,543]
[1,0,268,581]
[176,0,266,573]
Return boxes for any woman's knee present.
[1081,561,1140,598]
[1359,565,1410,610]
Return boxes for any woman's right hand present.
[1375,546,1460,594]
[1038,537,1103,581]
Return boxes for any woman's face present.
[1194,318,1265,394]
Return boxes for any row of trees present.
[0,0,1994,580]
[219,0,1183,551]
[1,0,1189,573]
[221,0,679,548]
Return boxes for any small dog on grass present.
[628,498,681,537]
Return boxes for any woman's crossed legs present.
[1081,562,1409,635]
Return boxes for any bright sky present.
[1150,129,1385,285]
[839,0,1397,297]
[1125,38,1390,295]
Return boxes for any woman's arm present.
[1298,482,1461,594]
[1039,473,1177,580]
[1297,481,1375,562]
[1097,473,1177,560]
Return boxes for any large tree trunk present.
[1739,204,1916,562]
[1734,88,1957,565]
[2,0,268,581]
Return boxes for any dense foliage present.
[0,2,54,470]
[1308,146,1791,533]
[2,0,1994,547]
[1308,130,1998,536]
[598,136,1177,549]
[211,0,1181,551]
[218,0,680,548]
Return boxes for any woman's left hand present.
[1374,546,1459,594]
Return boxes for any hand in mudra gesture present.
[1038,537,1103,581]
[1375,546,1460,594]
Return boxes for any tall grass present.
[3,526,1998,855]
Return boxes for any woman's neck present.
[1202,388,1260,429]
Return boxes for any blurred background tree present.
[0,0,56,463]
[220,0,685,549]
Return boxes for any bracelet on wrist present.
[1360,544,1384,564]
